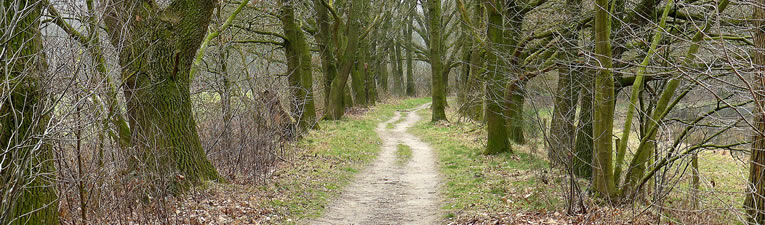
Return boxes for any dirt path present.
[311,103,441,225]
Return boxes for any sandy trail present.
[311,103,441,225]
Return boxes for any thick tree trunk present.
[745,1,765,222]
[281,0,317,130]
[483,0,510,154]
[297,24,318,129]
[351,54,368,106]
[104,0,221,187]
[592,0,617,199]
[326,0,364,120]
[0,1,58,224]
[429,0,447,121]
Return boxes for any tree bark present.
[573,70,594,179]
[393,39,405,96]
[313,0,338,112]
[592,0,617,199]
[297,23,318,129]
[366,37,378,104]
[483,0,510,154]
[506,84,526,144]
[550,66,581,167]
[351,52,368,106]
[548,0,582,167]
[104,0,221,187]
[326,0,365,120]
[406,0,416,97]
[0,1,59,223]
[745,0,765,222]
[281,0,317,130]
[429,0,447,121]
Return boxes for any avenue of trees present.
[4,0,765,223]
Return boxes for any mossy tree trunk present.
[467,0,485,122]
[745,0,765,222]
[326,0,364,120]
[592,0,617,199]
[366,37,379,104]
[379,14,392,94]
[297,23,318,128]
[103,0,221,187]
[281,0,317,130]
[613,0,673,187]
[0,1,59,224]
[313,0,338,112]
[351,53,368,106]
[483,0,511,154]
[506,84,526,144]
[393,39,405,96]
[429,0,447,121]
[405,0,416,97]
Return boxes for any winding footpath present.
[311,103,441,225]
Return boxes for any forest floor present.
[167,97,744,224]
[311,103,442,224]
[171,98,434,224]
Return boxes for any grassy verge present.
[409,105,557,223]
[265,97,431,223]
[409,99,744,224]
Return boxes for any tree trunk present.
[281,0,317,130]
[326,0,365,120]
[573,70,594,179]
[467,0,485,122]
[393,39,405,96]
[745,1,765,222]
[550,66,581,166]
[0,1,59,224]
[548,0,582,168]
[379,44,390,93]
[367,38,379,104]
[405,0,416,97]
[592,0,617,199]
[483,0,510,154]
[506,84,526,144]
[104,0,221,187]
[297,24,318,129]
[351,33,368,107]
[313,0,338,113]
[351,55,368,106]
[218,44,232,152]
[429,0,447,121]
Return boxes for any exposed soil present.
[311,103,441,225]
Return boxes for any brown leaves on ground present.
[172,183,278,225]
[446,206,659,225]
